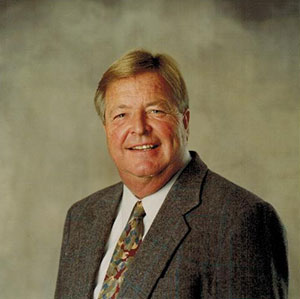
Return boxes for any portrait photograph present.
[0,0,299,298]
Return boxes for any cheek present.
[156,122,182,144]
[106,126,126,149]
[169,123,187,146]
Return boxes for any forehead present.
[105,72,173,102]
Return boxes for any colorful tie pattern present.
[99,200,146,299]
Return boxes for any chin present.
[131,169,160,178]
[126,163,164,178]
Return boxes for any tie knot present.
[132,201,146,219]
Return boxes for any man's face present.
[104,71,189,182]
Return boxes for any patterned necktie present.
[99,200,146,299]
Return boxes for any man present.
[55,49,288,298]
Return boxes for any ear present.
[182,109,190,130]
[182,109,190,143]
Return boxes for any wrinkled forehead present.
[105,72,176,106]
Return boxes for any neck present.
[120,151,191,198]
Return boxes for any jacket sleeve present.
[54,208,72,299]
[212,202,288,298]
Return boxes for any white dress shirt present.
[93,155,191,298]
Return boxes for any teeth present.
[132,144,155,150]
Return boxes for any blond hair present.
[94,49,189,122]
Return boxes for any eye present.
[113,113,125,120]
[150,109,165,114]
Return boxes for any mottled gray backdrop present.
[1,0,299,298]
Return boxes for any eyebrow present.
[145,100,171,109]
[108,99,171,117]
[112,100,167,109]
[107,104,131,116]
[114,104,131,109]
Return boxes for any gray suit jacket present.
[55,152,288,298]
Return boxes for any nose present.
[130,112,150,135]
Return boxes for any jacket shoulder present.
[203,169,276,215]
[67,181,123,216]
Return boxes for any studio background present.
[1,0,299,298]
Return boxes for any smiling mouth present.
[128,144,159,151]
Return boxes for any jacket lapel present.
[119,152,208,298]
[74,183,123,297]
